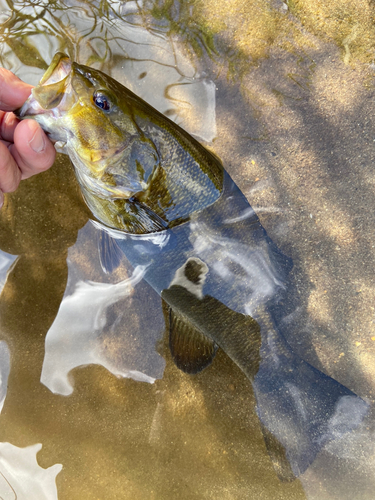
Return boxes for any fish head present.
[17,53,224,233]
[18,53,140,190]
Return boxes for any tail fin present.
[253,327,369,479]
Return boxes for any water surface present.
[0,0,375,498]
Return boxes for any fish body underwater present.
[17,53,369,481]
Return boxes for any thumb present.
[11,120,56,179]
[0,68,33,111]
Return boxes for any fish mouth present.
[39,52,72,86]
[16,52,73,118]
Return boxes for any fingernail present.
[29,127,46,153]
[0,190,4,209]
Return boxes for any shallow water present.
[0,0,375,498]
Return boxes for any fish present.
[16,52,369,481]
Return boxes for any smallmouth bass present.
[18,53,223,234]
[17,53,369,481]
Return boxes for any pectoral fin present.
[163,301,218,374]
[118,199,169,234]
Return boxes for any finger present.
[0,68,33,111]
[0,110,19,143]
[11,120,56,179]
[0,141,21,192]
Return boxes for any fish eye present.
[93,91,112,111]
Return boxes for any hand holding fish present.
[0,68,55,207]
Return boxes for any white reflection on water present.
[41,222,166,396]
[301,409,375,499]
[0,251,15,414]
[0,254,60,499]
[189,220,287,315]
[0,251,17,293]
[0,443,61,500]
[0,342,10,415]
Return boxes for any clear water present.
[0,1,375,498]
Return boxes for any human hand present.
[0,68,56,208]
